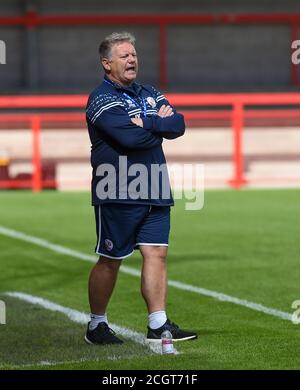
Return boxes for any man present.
[85,32,197,345]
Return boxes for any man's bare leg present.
[140,245,197,341]
[85,256,124,344]
[88,257,121,315]
[139,246,168,314]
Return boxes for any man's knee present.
[97,256,122,271]
[140,246,168,261]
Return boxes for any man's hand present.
[157,104,174,118]
[131,117,143,127]
[131,104,174,127]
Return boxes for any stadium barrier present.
[1,93,300,191]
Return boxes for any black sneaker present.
[85,322,123,345]
[147,319,197,342]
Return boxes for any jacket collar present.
[103,75,142,95]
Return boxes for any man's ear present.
[102,58,111,72]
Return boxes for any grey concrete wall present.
[0,0,21,15]
[38,26,159,92]
[0,28,23,91]
[168,25,291,91]
[0,0,299,93]
[37,0,300,14]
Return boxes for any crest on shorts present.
[146,97,156,108]
[105,239,114,251]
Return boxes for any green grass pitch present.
[0,189,300,370]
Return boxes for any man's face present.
[102,41,138,87]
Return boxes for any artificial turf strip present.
[0,189,300,369]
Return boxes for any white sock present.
[148,310,167,329]
[89,313,108,330]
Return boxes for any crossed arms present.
[131,104,185,141]
[87,100,185,150]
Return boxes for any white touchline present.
[4,291,168,355]
[0,225,292,322]
[11,356,125,369]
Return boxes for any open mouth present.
[126,66,136,72]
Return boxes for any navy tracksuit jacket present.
[86,75,185,206]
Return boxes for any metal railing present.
[1,93,300,190]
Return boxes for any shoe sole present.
[84,335,124,345]
[84,335,94,345]
[146,335,197,342]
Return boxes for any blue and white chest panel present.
[122,95,159,118]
